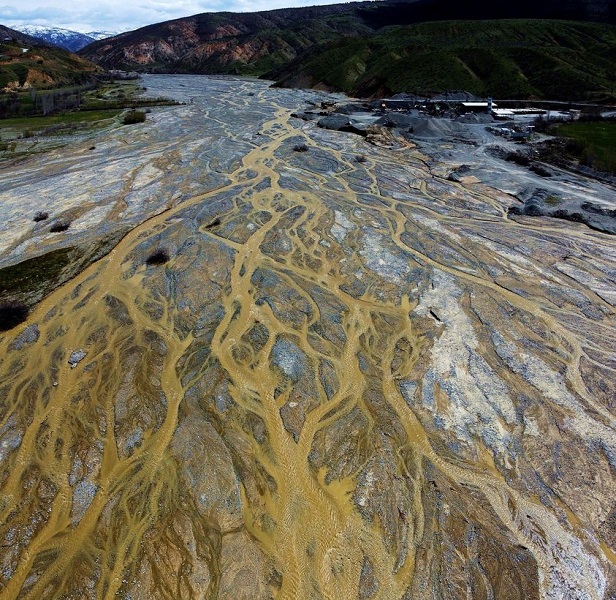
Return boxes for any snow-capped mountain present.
[86,31,118,41]
[11,26,116,52]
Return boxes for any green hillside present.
[0,29,102,91]
[271,20,616,100]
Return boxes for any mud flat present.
[0,75,615,599]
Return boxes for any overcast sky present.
[1,0,364,33]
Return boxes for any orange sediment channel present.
[0,78,614,599]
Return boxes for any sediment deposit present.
[0,75,615,599]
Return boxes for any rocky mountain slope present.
[79,0,616,80]
[80,2,375,75]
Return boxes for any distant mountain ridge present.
[80,2,376,74]
[0,23,50,47]
[80,0,616,75]
[12,26,117,52]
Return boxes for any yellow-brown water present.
[0,76,614,599]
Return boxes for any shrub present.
[355,154,367,163]
[33,211,49,222]
[146,248,170,266]
[49,220,71,232]
[0,300,29,331]
[123,110,146,125]
[293,143,308,152]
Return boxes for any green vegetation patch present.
[0,40,101,92]
[272,19,616,99]
[0,230,128,310]
[293,37,370,92]
[1,77,178,122]
[554,121,616,173]
[122,109,146,124]
[1,109,120,131]
[0,247,74,302]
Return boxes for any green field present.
[0,109,120,131]
[556,121,616,174]
[0,76,177,122]
[0,81,179,157]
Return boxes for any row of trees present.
[30,84,97,115]
[0,82,96,118]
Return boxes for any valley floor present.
[0,75,615,599]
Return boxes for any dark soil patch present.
[0,300,29,331]
[0,247,73,301]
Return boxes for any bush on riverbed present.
[146,248,170,266]
[123,110,146,125]
[49,220,71,232]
